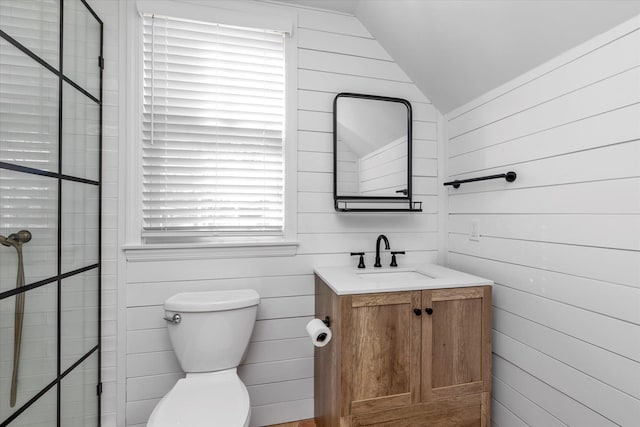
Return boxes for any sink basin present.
[357,270,435,283]
[314,263,493,295]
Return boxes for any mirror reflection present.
[334,94,411,198]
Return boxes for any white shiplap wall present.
[122,3,439,426]
[445,16,640,427]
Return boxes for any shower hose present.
[0,230,31,408]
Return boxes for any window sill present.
[122,240,299,262]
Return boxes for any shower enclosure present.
[0,0,102,425]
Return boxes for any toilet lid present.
[147,370,250,427]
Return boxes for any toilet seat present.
[147,369,250,427]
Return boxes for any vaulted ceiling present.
[278,0,640,113]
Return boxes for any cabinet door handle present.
[413,308,422,316]
[425,307,433,315]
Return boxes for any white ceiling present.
[275,0,359,14]
[279,0,640,114]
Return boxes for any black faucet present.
[374,234,390,267]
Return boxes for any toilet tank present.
[164,289,260,373]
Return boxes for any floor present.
[268,420,316,427]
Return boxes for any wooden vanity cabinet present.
[314,276,492,427]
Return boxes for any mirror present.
[334,93,418,211]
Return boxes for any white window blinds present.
[141,14,285,236]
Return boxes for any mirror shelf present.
[335,199,422,212]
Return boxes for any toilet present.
[147,289,260,427]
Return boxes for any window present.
[141,13,287,239]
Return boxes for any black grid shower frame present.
[0,0,102,425]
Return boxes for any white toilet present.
[147,289,260,427]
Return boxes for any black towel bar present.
[444,171,517,189]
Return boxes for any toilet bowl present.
[147,289,260,427]
[147,370,251,427]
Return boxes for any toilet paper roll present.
[306,318,332,347]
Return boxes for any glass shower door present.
[0,0,102,425]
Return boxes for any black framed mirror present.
[333,93,421,212]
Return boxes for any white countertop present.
[314,263,493,295]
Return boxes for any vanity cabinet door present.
[341,291,422,416]
[421,287,492,402]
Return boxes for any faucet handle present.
[390,251,405,267]
[350,252,366,269]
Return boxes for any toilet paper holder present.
[317,317,331,343]
[307,317,333,346]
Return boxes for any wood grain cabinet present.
[314,276,492,427]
